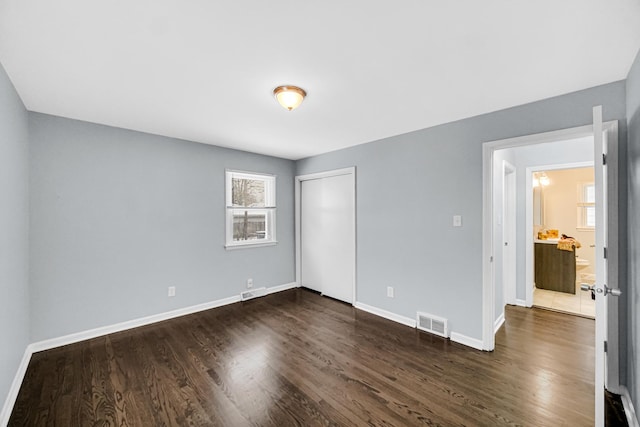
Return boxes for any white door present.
[590,106,622,426]
[319,174,355,302]
[593,105,607,427]
[300,170,355,304]
[503,161,517,305]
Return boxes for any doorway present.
[529,166,596,318]
[295,167,356,304]
[482,116,621,426]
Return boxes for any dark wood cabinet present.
[534,242,576,294]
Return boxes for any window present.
[225,170,276,248]
[577,182,595,229]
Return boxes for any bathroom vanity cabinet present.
[534,241,576,294]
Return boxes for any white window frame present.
[577,182,595,231]
[225,170,277,249]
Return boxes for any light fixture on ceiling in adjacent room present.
[273,85,307,111]
[539,173,550,186]
[533,172,551,187]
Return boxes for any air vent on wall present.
[240,287,267,301]
[416,312,449,338]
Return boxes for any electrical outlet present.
[168,286,176,297]
[247,278,253,288]
[387,286,394,298]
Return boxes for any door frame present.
[523,160,594,308]
[481,121,619,383]
[295,167,357,304]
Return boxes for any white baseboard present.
[354,302,417,328]
[30,294,240,353]
[0,346,33,426]
[515,299,527,307]
[31,282,298,354]
[266,282,299,295]
[354,302,485,352]
[493,312,505,334]
[621,386,639,427]
[450,332,484,351]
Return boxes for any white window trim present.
[225,170,277,249]
[225,240,278,250]
[577,181,595,231]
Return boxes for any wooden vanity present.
[534,240,576,294]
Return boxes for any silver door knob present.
[604,285,622,297]
[580,284,594,292]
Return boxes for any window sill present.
[225,241,278,250]
[576,227,595,232]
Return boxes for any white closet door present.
[320,174,354,303]
[300,178,324,292]
[300,172,354,304]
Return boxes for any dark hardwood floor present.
[10,288,596,426]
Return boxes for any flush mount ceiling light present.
[273,85,307,111]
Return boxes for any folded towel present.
[557,237,581,252]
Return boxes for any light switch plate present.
[453,215,462,227]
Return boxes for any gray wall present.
[626,47,640,417]
[297,81,626,340]
[0,64,30,409]
[29,113,296,342]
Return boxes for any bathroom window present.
[225,170,276,248]
[577,183,595,229]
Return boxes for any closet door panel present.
[300,179,324,292]
[320,174,354,303]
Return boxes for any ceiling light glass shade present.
[273,85,306,111]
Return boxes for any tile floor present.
[533,280,595,318]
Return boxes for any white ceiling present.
[1,1,639,160]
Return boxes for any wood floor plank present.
[9,288,596,426]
